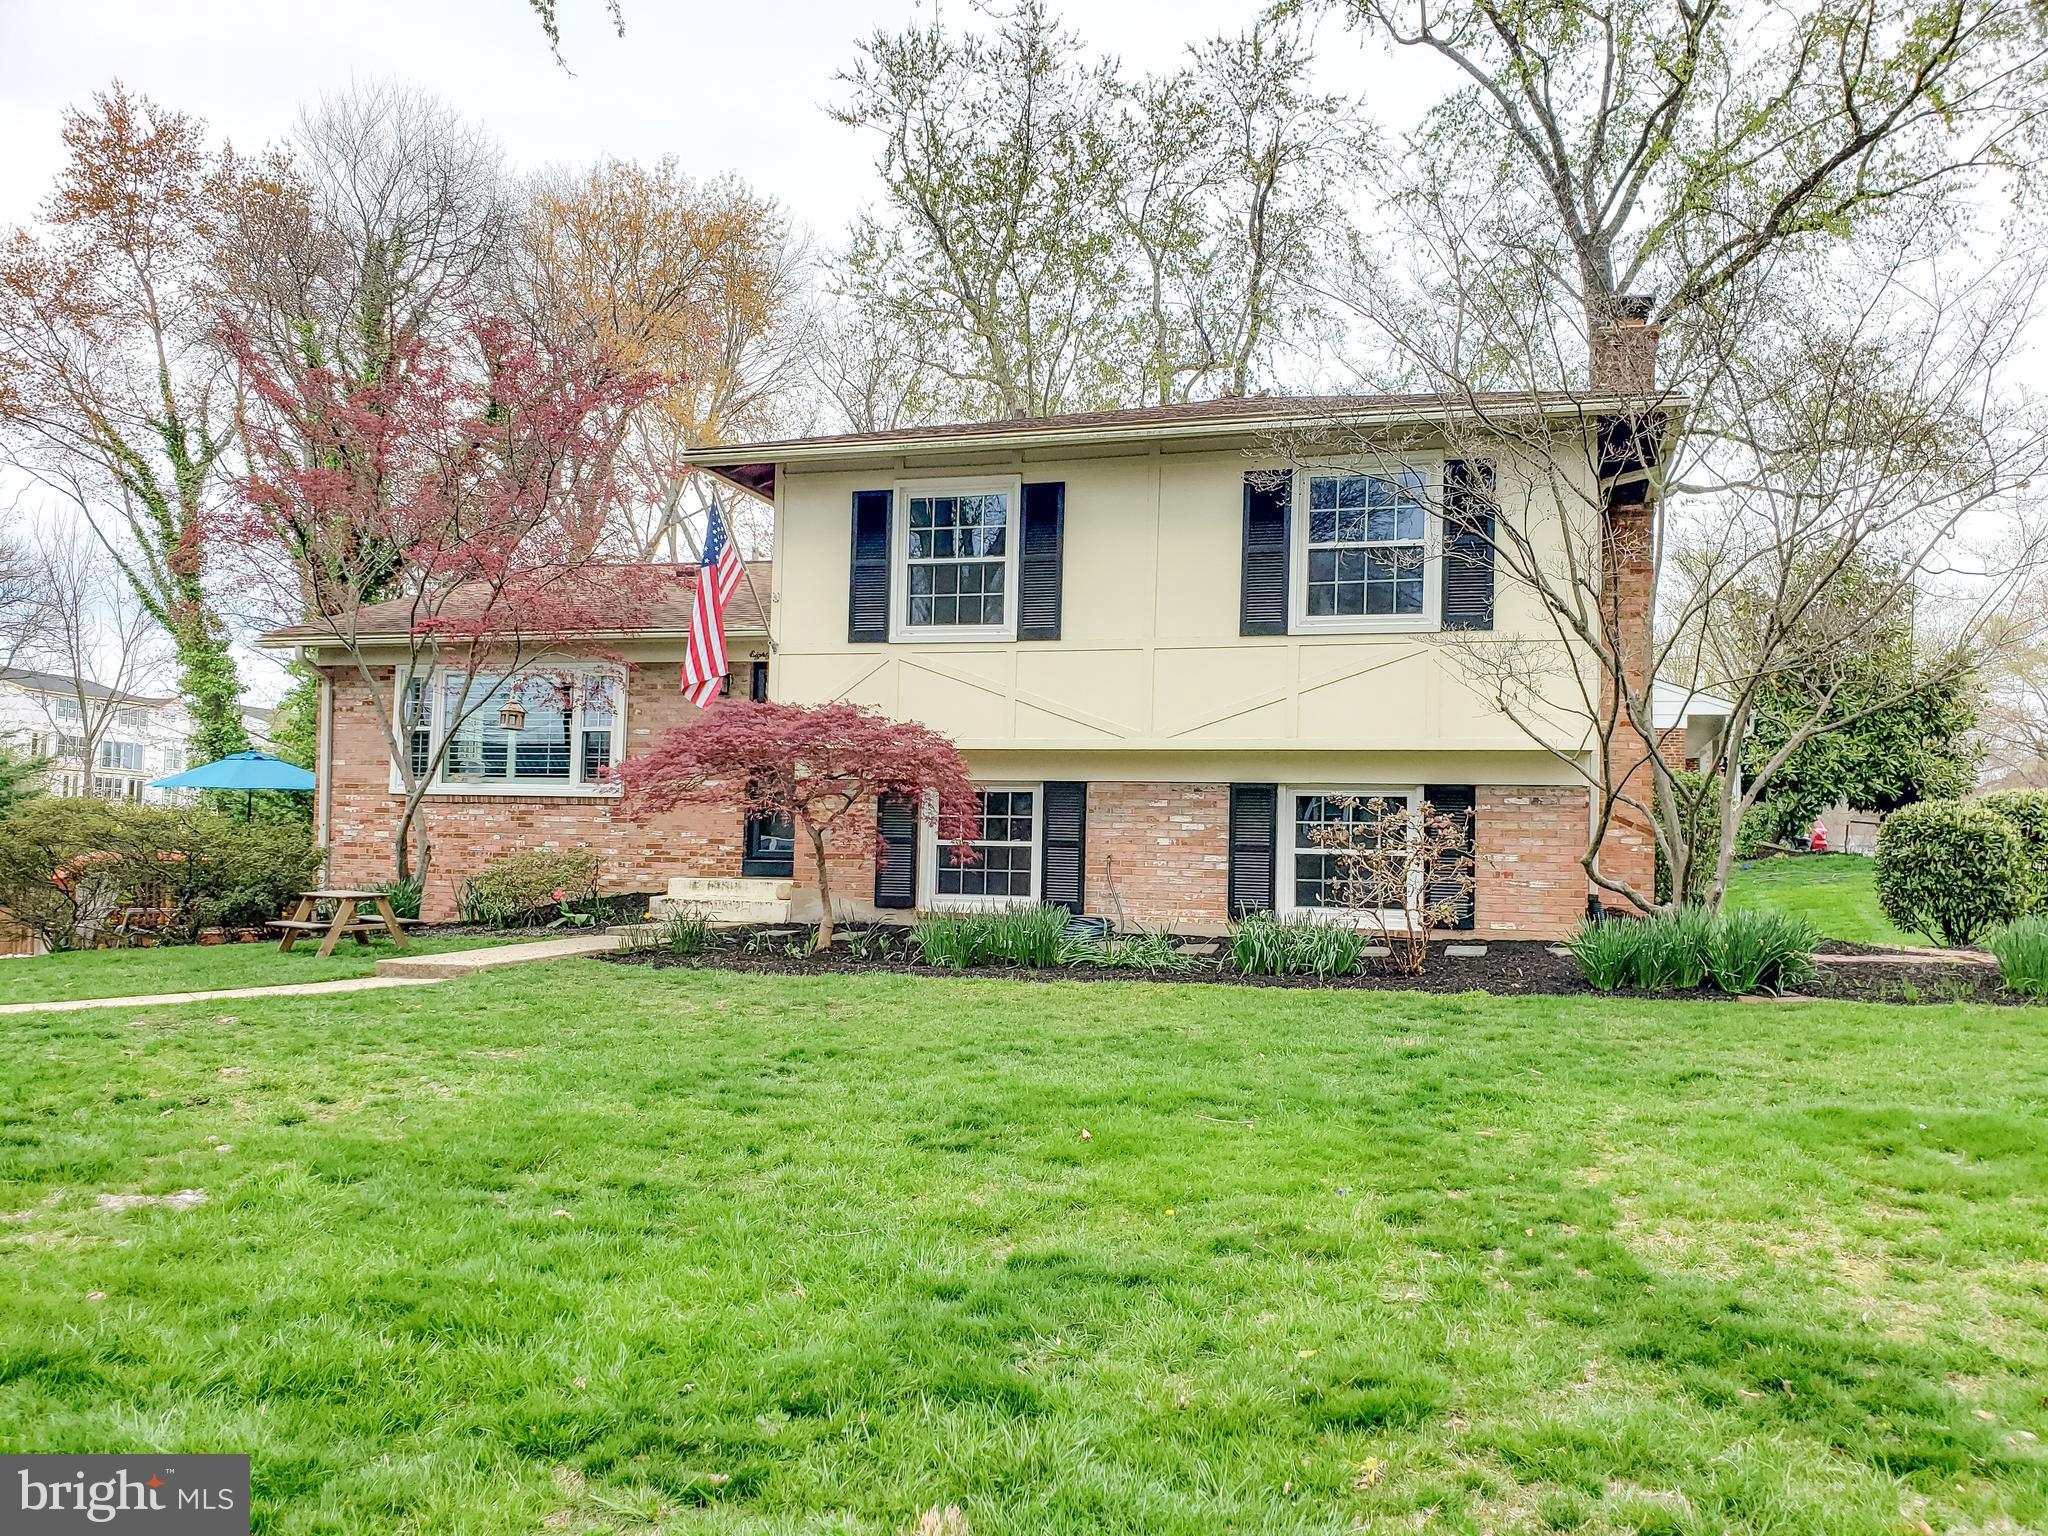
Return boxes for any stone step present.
[649,894,792,926]
[663,875,794,901]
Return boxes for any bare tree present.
[211,82,512,390]
[18,519,168,794]
[1294,215,2048,912]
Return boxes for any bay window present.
[395,666,624,796]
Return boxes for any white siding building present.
[0,668,272,804]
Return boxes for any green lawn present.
[0,933,532,1005]
[1724,853,1925,946]
[3,963,2044,1534]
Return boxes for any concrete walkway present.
[0,975,443,1015]
[374,932,622,978]
[2,932,627,1015]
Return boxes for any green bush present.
[1070,927,1196,972]
[0,799,321,950]
[371,878,423,921]
[1875,800,2030,946]
[1703,909,1819,994]
[911,905,1075,968]
[1986,915,2048,997]
[1228,912,1365,978]
[1565,907,1817,994]
[456,847,603,928]
[1565,921,1639,990]
[1977,789,2048,912]
[662,907,711,955]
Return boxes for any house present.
[0,668,272,804]
[275,310,1669,936]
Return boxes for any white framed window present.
[922,783,1041,909]
[391,665,625,798]
[97,739,144,772]
[1279,785,1424,923]
[891,476,1022,642]
[1291,464,1441,633]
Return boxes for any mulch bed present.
[598,925,2030,1005]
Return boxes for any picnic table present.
[270,889,415,958]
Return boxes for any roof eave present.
[255,625,770,652]
[690,392,1691,470]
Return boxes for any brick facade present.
[325,665,1600,937]
[323,661,748,920]
[1082,782,1231,927]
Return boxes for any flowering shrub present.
[455,847,603,928]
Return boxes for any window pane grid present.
[908,492,1008,629]
[937,789,1036,898]
[1291,793,1408,911]
[1306,471,1427,618]
[431,672,617,788]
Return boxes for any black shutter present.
[849,489,892,643]
[1423,783,1477,931]
[749,659,769,702]
[1442,460,1496,632]
[1240,470,1290,636]
[1040,781,1087,912]
[873,792,917,909]
[1227,784,1278,917]
[1019,481,1065,640]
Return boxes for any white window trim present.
[1290,460,1442,635]
[920,781,1044,911]
[1277,784,1425,926]
[889,474,1024,644]
[388,664,627,799]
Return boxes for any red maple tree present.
[615,700,982,950]
[223,314,664,885]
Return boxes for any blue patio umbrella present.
[151,750,316,820]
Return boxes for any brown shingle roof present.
[689,390,1614,463]
[257,562,771,647]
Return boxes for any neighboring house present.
[274,309,1671,935]
[1650,682,1738,775]
[0,668,274,805]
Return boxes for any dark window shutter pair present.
[1442,460,1496,632]
[850,485,1064,641]
[1018,482,1064,641]
[1423,783,1477,930]
[1040,782,1086,911]
[849,490,892,643]
[1241,471,1290,636]
[873,793,918,909]
[1227,784,1278,916]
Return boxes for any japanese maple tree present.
[615,700,982,950]
[223,313,663,886]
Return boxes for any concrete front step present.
[664,876,794,901]
[375,933,622,979]
[648,895,792,925]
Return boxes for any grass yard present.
[3,963,2044,1534]
[0,933,531,1005]
[1724,853,1924,947]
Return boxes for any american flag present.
[681,499,745,707]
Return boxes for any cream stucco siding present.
[766,442,1592,768]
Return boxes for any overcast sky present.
[0,0,1410,242]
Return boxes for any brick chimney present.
[1591,292,1662,909]
[1589,293,1659,396]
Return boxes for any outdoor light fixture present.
[496,698,528,733]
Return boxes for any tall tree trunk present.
[808,821,835,952]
